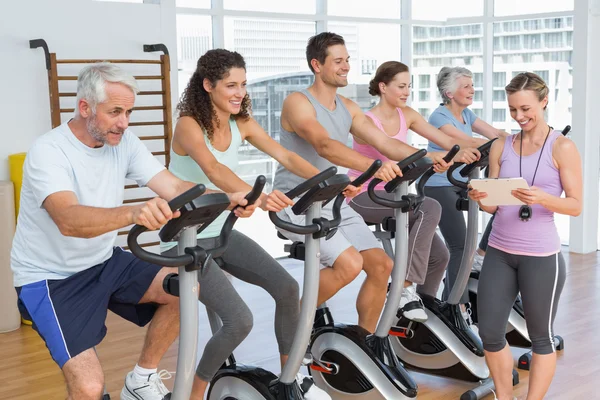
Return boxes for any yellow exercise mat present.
[8,153,26,219]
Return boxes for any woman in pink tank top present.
[468,73,582,400]
[348,61,481,322]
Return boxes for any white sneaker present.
[302,346,313,366]
[462,305,479,335]
[120,370,172,400]
[296,372,331,399]
[399,286,428,322]
[472,252,485,272]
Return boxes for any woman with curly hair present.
[161,49,331,400]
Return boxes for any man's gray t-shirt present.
[273,89,353,193]
[11,122,165,287]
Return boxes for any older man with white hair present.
[11,62,255,400]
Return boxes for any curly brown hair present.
[176,49,252,143]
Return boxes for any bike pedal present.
[389,326,414,339]
[310,360,338,375]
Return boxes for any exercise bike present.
[205,168,356,400]
[131,176,321,399]
[380,140,519,400]
[128,182,231,399]
[278,151,449,399]
[463,125,570,371]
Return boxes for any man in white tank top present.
[274,32,452,333]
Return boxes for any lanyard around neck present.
[519,125,551,186]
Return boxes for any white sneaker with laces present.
[399,285,428,322]
[120,370,172,400]
[472,252,485,272]
[296,372,331,399]
[461,305,479,335]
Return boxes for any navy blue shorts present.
[15,247,162,368]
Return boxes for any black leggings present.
[164,231,300,380]
[478,247,565,355]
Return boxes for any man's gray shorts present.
[277,200,381,267]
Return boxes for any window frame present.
[173,0,585,248]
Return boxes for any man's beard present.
[86,114,123,146]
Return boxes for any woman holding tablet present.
[468,72,582,400]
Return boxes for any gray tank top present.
[273,89,353,193]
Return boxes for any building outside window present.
[174,0,577,248]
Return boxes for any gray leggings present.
[425,185,493,303]
[478,247,565,355]
[164,230,300,380]
[349,193,449,297]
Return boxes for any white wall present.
[0,0,178,181]
[569,0,600,253]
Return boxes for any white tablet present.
[469,178,530,206]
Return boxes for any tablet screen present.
[469,178,529,206]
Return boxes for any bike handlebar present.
[368,146,459,209]
[128,176,266,267]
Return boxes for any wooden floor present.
[1,247,598,400]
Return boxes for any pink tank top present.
[347,108,408,197]
[488,130,564,256]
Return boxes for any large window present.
[493,16,573,244]
[328,0,400,18]
[328,22,401,112]
[222,17,316,186]
[494,0,574,16]
[176,14,212,96]
[411,0,483,21]
[411,23,483,148]
[172,0,583,251]
[224,18,315,82]
[224,0,315,14]
[493,17,573,133]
